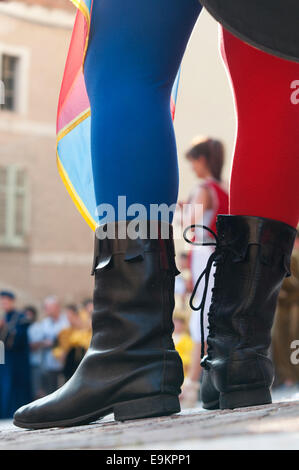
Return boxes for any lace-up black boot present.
[186,215,296,410]
[14,221,183,429]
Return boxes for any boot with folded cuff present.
[14,221,183,429]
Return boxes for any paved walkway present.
[1,398,299,450]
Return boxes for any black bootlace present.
[183,224,240,362]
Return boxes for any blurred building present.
[0,1,235,306]
[0,0,93,307]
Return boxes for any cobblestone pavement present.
[1,394,299,450]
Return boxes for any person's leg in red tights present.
[199,28,298,411]
[220,26,299,229]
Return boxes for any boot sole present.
[13,394,180,430]
[219,387,272,410]
[202,399,220,410]
[203,387,272,410]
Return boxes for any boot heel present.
[220,387,272,410]
[114,394,180,422]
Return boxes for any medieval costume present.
[14,1,299,428]
[200,0,299,63]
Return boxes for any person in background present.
[38,296,69,395]
[272,231,299,387]
[0,292,32,418]
[80,298,93,330]
[173,312,193,380]
[24,306,38,326]
[53,304,92,381]
[25,306,46,399]
[181,137,228,407]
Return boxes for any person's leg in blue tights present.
[13,1,203,430]
[84,0,202,223]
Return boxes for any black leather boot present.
[184,215,297,410]
[14,221,183,429]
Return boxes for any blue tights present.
[84,0,202,223]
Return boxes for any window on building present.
[0,54,20,112]
[0,166,30,248]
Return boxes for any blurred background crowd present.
[0,292,93,418]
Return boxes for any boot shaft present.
[209,215,297,354]
[90,221,184,396]
[200,216,296,409]
[13,222,183,428]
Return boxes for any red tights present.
[221,27,299,228]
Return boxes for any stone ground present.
[0,387,299,450]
